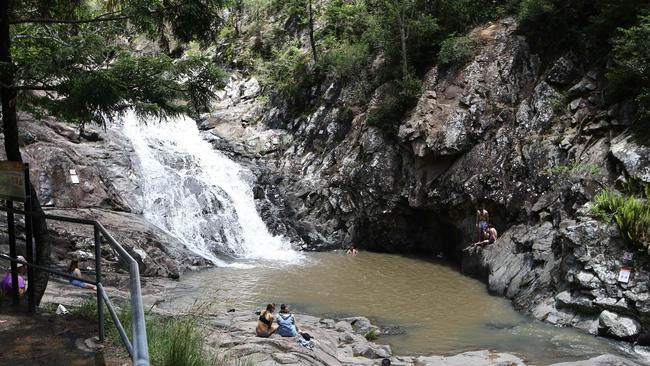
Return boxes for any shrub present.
[149,317,209,366]
[320,41,368,80]
[607,14,650,124]
[364,329,378,341]
[257,40,317,108]
[592,188,650,250]
[438,35,477,66]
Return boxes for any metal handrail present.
[0,205,150,365]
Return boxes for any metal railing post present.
[6,200,19,305]
[23,164,35,313]
[94,225,105,342]
[130,262,149,366]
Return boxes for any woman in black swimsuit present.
[256,303,278,337]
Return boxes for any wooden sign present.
[618,267,632,283]
[0,161,26,201]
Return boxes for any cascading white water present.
[121,111,302,266]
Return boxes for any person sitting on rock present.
[486,224,498,244]
[276,304,300,337]
[476,206,489,241]
[474,225,498,247]
[256,303,278,337]
[1,255,26,298]
[68,259,97,291]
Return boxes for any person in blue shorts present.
[68,259,96,290]
[476,206,489,241]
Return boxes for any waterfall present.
[121,111,301,266]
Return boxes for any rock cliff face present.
[2,15,649,348]
[0,115,208,280]
[200,18,650,344]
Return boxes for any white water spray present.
[122,111,301,266]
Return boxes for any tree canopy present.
[4,0,227,129]
[0,0,228,306]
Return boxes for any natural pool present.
[154,251,649,365]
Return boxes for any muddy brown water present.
[157,251,650,365]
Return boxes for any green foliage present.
[71,297,99,321]
[364,329,379,341]
[322,0,369,41]
[257,40,316,107]
[367,73,421,132]
[545,161,600,178]
[438,35,477,66]
[68,297,236,366]
[6,0,227,129]
[148,317,209,366]
[124,0,227,47]
[549,92,569,114]
[517,0,650,57]
[320,40,368,80]
[592,189,650,250]
[607,15,650,123]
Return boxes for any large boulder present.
[598,310,641,340]
[610,132,650,183]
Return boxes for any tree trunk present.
[308,0,317,63]
[398,11,408,77]
[1,0,49,306]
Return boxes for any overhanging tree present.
[0,0,226,305]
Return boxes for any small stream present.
[154,252,649,365]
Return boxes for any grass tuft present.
[364,329,379,341]
[592,188,650,249]
[68,297,241,366]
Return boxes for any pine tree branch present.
[0,81,57,91]
[10,11,127,25]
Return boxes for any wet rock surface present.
[0,114,209,279]
[201,17,650,348]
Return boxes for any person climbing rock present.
[256,303,278,337]
[476,206,489,241]
[276,304,300,337]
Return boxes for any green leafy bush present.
[592,189,650,250]
[364,329,379,341]
[607,14,650,124]
[258,41,316,107]
[320,41,368,80]
[438,35,477,66]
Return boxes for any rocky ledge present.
[199,310,643,366]
[462,213,650,345]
